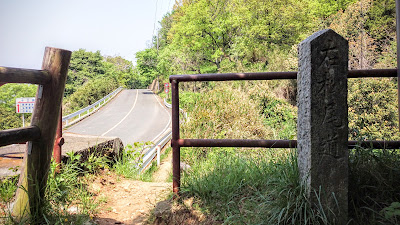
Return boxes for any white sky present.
[0,0,174,69]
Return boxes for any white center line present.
[101,89,139,136]
[150,92,171,143]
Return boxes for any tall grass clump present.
[113,141,167,182]
[349,146,400,224]
[42,151,111,224]
[180,83,271,164]
[181,149,330,224]
[113,142,147,179]
[0,150,111,224]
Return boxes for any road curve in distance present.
[66,89,171,146]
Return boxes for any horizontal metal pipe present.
[178,139,297,148]
[347,140,400,149]
[169,69,396,82]
[0,67,51,85]
[348,69,397,78]
[0,126,41,147]
[170,72,297,82]
[177,139,400,149]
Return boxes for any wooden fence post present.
[13,47,71,221]
[297,29,349,224]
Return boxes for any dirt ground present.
[91,153,220,225]
[92,153,173,225]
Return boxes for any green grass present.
[140,146,172,182]
[178,146,400,224]
[348,146,400,224]
[113,142,147,179]
[112,141,171,181]
[0,150,113,224]
[181,149,331,224]
[0,176,18,203]
[175,83,400,224]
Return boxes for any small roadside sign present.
[164,83,170,94]
[16,97,35,113]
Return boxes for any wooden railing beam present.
[0,67,51,85]
[0,126,40,147]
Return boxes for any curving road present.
[66,89,171,146]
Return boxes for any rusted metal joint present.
[56,137,64,146]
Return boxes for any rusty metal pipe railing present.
[171,80,181,197]
[396,0,400,130]
[170,68,400,197]
[170,71,297,82]
[177,139,400,149]
[53,108,64,172]
[169,69,397,82]
[349,69,397,78]
[178,139,297,148]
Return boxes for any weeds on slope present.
[349,145,400,224]
[113,142,170,182]
[181,149,330,224]
[0,150,110,224]
[113,142,146,179]
[179,147,400,224]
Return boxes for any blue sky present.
[0,0,174,69]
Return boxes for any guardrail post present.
[157,145,161,166]
[298,29,348,224]
[171,79,180,198]
[13,47,71,221]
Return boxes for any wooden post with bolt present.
[13,47,71,222]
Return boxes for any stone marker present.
[297,29,348,223]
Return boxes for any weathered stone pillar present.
[297,29,348,223]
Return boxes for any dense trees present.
[137,0,316,75]
[135,0,395,76]
[64,50,138,113]
[0,49,138,129]
[2,0,397,137]
[135,0,398,141]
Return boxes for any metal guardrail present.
[139,96,188,172]
[140,131,172,172]
[164,98,172,108]
[62,87,123,126]
[139,97,177,172]
[164,98,187,122]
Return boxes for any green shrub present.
[65,76,119,113]
[348,78,399,140]
[180,84,269,140]
[113,142,147,179]
[261,94,297,139]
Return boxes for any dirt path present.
[152,152,172,182]
[92,152,172,224]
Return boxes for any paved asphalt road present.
[66,89,171,146]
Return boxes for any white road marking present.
[101,89,139,136]
[150,92,171,143]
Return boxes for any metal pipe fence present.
[169,68,400,197]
